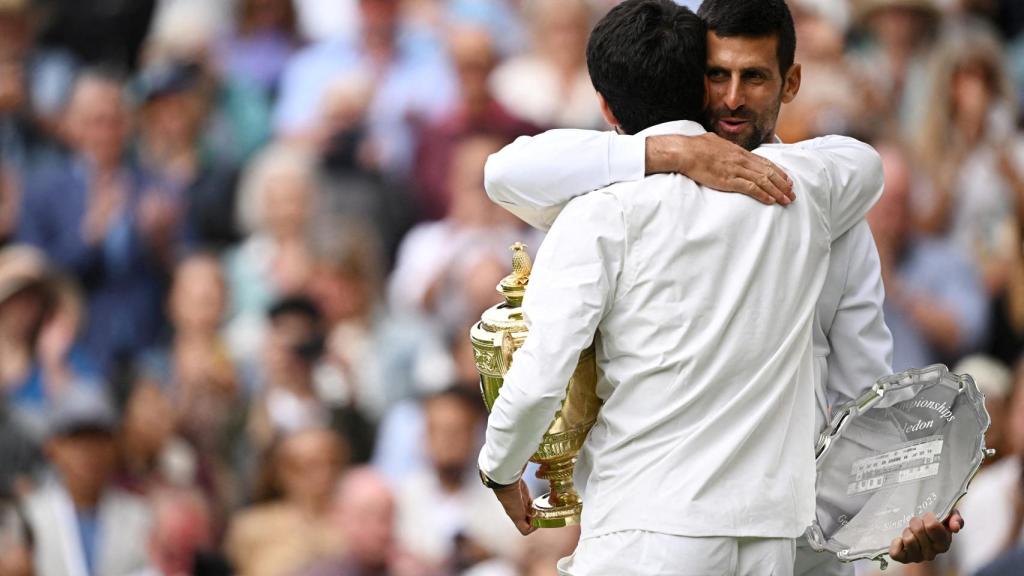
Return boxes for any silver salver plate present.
[806,364,991,566]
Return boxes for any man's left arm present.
[478,191,625,534]
[825,215,963,565]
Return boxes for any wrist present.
[645,135,689,176]
[479,468,519,490]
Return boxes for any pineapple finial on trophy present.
[498,243,532,306]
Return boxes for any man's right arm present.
[485,129,794,231]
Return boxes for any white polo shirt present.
[478,120,884,539]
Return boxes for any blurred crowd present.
[1,0,1024,575]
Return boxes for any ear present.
[781,63,801,104]
[596,92,621,132]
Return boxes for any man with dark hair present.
[477,1,884,574]
[483,0,961,573]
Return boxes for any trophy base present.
[530,492,582,528]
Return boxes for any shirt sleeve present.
[484,130,645,232]
[822,222,894,417]
[792,135,884,239]
[478,191,626,484]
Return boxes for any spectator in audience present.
[413,25,539,221]
[0,497,34,576]
[490,0,602,129]
[955,355,1014,468]
[224,144,317,367]
[298,466,432,576]
[274,0,456,175]
[226,426,347,576]
[915,23,1024,297]
[848,0,941,138]
[869,141,989,370]
[142,0,272,167]
[308,221,446,430]
[138,487,217,576]
[219,0,304,97]
[132,61,241,249]
[951,356,1024,574]
[116,378,195,495]
[245,296,330,458]
[17,70,171,376]
[390,135,537,333]
[139,254,242,470]
[395,387,520,570]
[23,386,152,576]
[0,246,100,439]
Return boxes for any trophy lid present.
[498,243,532,307]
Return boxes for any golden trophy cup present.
[470,243,602,528]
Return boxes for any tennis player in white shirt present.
[477,0,960,574]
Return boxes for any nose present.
[723,76,744,111]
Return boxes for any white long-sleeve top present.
[483,127,895,436]
[477,120,885,539]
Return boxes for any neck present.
[65,483,102,511]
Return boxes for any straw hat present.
[0,245,56,306]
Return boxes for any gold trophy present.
[470,243,602,528]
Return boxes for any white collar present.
[634,120,707,138]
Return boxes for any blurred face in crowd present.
[867,144,912,252]
[951,61,996,129]
[46,431,117,507]
[449,27,497,109]
[534,0,590,69]
[332,470,395,568]
[169,256,226,334]
[63,76,129,170]
[1008,369,1024,457]
[868,7,933,53]
[148,492,213,576]
[424,394,480,489]
[359,0,400,56]
[705,33,801,151]
[0,8,31,60]
[310,263,371,324]
[263,168,313,239]
[121,382,175,462]
[277,428,347,512]
[264,312,320,385]
[0,59,25,113]
[447,137,518,228]
[142,90,204,151]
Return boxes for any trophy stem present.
[531,457,583,528]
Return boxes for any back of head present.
[698,0,796,74]
[586,0,706,135]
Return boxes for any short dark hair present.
[586,0,707,135]
[698,0,796,75]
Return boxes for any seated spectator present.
[224,144,318,368]
[914,23,1024,301]
[218,0,303,97]
[132,61,241,249]
[389,135,539,333]
[308,220,448,428]
[273,0,457,175]
[413,25,539,221]
[490,0,602,129]
[139,487,217,576]
[245,296,331,458]
[297,467,433,576]
[954,355,1013,468]
[950,357,1024,574]
[142,0,272,167]
[847,0,940,138]
[0,246,100,439]
[23,386,152,576]
[16,70,172,376]
[138,254,242,467]
[395,387,520,570]
[869,142,989,370]
[225,426,348,576]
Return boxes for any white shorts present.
[556,530,796,576]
